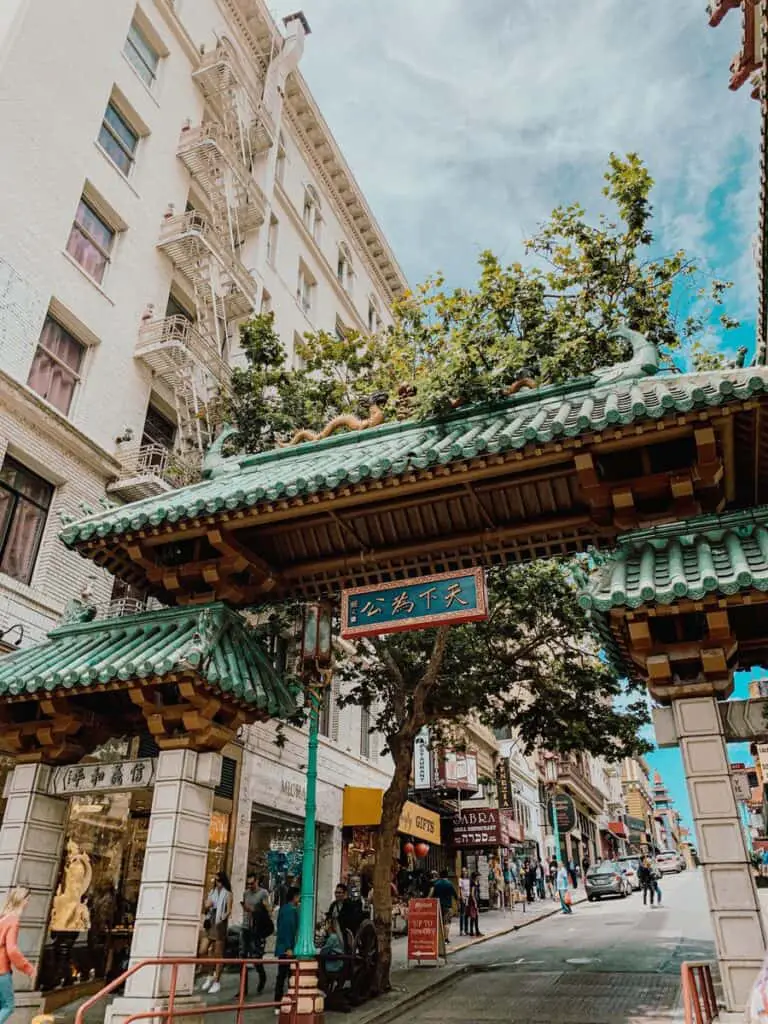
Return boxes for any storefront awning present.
[343,786,441,843]
[606,821,629,839]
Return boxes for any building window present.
[98,101,139,175]
[275,134,286,186]
[124,19,159,88]
[360,706,371,759]
[27,316,85,415]
[297,262,315,316]
[266,215,278,265]
[302,185,321,242]
[337,243,353,294]
[141,403,176,453]
[0,456,53,584]
[66,197,115,284]
[368,296,381,333]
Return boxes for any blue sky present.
[271,1,764,836]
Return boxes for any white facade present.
[0,0,405,920]
[496,738,545,855]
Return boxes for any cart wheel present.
[350,919,379,1001]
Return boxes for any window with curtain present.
[27,316,85,415]
[98,101,139,175]
[66,197,115,284]
[124,20,160,88]
[0,456,53,584]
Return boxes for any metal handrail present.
[681,961,718,1024]
[158,212,257,301]
[74,956,300,1024]
[137,315,231,382]
[117,443,171,480]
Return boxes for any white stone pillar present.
[0,763,68,1024]
[674,696,766,1011]
[106,749,222,1024]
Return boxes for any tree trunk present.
[371,738,413,993]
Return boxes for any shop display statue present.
[50,841,93,933]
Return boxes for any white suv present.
[656,851,682,874]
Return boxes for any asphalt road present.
[388,869,715,1023]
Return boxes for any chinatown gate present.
[3,333,768,1016]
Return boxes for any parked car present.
[616,856,641,891]
[656,851,683,874]
[585,861,633,901]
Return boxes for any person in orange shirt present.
[0,887,36,1024]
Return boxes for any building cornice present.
[0,371,122,479]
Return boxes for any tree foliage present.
[224,153,732,990]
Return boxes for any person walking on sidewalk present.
[0,887,35,1024]
[556,862,572,914]
[638,857,655,907]
[535,859,546,900]
[458,867,470,934]
[429,868,458,943]
[201,871,233,995]
[274,887,300,1010]
[652,861,662,906]
[467,872,483,936]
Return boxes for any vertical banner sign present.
[341,568,488,639]
[407,898,444,962]
[495,759,513,808]
[414,726,432,791]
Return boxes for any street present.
[388,870,714,1023]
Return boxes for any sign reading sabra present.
[48,758,156,797]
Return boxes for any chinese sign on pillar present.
[48,758,157,796]
[340,568,488,639]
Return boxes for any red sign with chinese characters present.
[340,569,488,639]
[407,898,441,961]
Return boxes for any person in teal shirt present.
[429,869,458,943]
[274,887,300,1006]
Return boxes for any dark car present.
[585,860,632,901]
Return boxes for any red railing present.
[681,961,718,1024]
[74,957,300,1024]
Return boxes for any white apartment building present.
[0,0,405,941]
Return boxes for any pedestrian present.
[524,861,536,903]
[556,862,572,914]
[200,871,233,994]
[429,868,458,943]
[652,861,662,906]
[274,887,300,1011]
[0,887,35,1024]
[535,860,546,900]
[458,867,470,934]
[638,857,655,907]
[568,860,578,888]
[547,859,557,901]
[581,855,591,879]
[467,872,483,936]
[240,874,272,995]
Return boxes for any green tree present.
[224,153,732,990]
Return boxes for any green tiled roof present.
[579,505,768,613]
[0,603,297,717]
[60,366,768,548]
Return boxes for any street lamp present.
[544,755,561,865]
[294,601,333,959]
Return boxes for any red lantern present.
[414,841,430,858]
[403,841,415,855]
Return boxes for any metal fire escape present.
[117,40,274,501]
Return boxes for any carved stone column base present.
[279,961,324,1024]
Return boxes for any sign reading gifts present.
[340,568,488,639]
[48,758,157,796]
[451,807,521,847]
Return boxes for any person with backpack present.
[240,874,273,995]
[0,887,35,1024]
[637,857,655,906]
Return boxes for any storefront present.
[600,821,629,861]
[35,740,240,1005]
[341,787,442,900]
[451,808,523,908]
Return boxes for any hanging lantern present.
[414,841,430,858]
[403,841,415,856]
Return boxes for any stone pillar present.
[0,763,68,1024]
[674,696,766,1011]
[278,960,324,1024]
[106,749,222,1024]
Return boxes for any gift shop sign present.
[341,568,488,639]
[48,758,156,796]
[407,898,444,962]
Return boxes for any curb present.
[351,965,470,1024]
[446,893,588,955]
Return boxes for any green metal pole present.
[295,681,320,958]
[550,785,562,865]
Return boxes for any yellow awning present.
[342,786,441,843]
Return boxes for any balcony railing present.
[136,315,231,388]
[157,212,257,317]
[192,48,275,153]
[177,122,267,231]
[556,757,605,814]
[107,444,174,503]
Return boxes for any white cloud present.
[271,0,760,320]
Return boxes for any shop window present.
[27,315,86,415]
[0,455,53,584]
[337,243,353,295]
[302,184,321,242]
